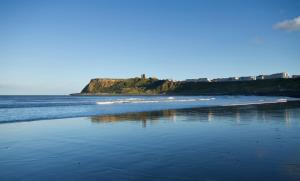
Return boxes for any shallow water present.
[1,102,300,180]
[0,95,298,123]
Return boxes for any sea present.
[0,95,297,123]
[1,95,300,180]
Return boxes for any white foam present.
[96,96,289,106]
[226,100,288,106]
[96,101,115,105]
[276,98,287,102]
[96,97,216,105]
[122,98,143,101]
[198,98,213,101]
[132,100,160,103]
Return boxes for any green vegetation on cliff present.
[81,77,177,95]
[172,78,300,97]
[78,77,300,97]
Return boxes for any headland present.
[73,73,300,97]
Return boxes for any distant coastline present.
[73,73,300,98]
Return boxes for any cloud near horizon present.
[274,16,300,31]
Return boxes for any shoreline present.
[71,93,300,98]
[1,99,300,125]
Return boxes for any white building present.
[212,77,239,82]
[228,77,239,81]
[264,72,289,79]
[186,72,291,83]
[256,75,264,80]
[239,76,256,81]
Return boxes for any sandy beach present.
[1,102,300,181]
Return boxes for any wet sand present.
[1,102,300,181]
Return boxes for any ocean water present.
[0,95,298,123]
[0,102,300,180]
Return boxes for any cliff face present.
[79,77,300,97]
[81,77,178,95]
[81,79,124,94]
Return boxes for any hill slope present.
[77,77,300,97]
[80,77,177,95]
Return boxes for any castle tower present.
[141,74,146,79]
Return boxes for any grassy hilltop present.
[78,77,300,97]
[80,77,177,95]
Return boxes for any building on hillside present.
[141,74,146,79]
[292,75,300,78]
[228,77,239,81]
[185,78,210,82]
[264,72,289,79]
[211,78,224,82]
[211,77,239,82]
[198,78,211,82]
[239,76,256,81]
[256,75,265,80]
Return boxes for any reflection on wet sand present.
[284,163,300,179]
[91,110,177,127]
[90,101,300,126]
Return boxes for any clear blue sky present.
[0,0,299,94]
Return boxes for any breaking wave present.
[96,97,216,105]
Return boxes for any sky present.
[0,0,299,95]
